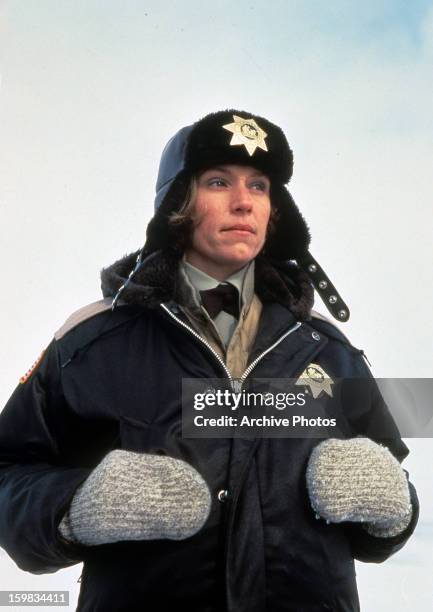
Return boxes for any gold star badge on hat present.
[295,363,334,399]
[222,115,268,156]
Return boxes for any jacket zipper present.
[238,321,302,383]
[160,303,302,389]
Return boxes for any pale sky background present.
[0,1,432,610]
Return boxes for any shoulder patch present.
[19,350,45,384]
[55,298,113,340]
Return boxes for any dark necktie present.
[199,283,240,319]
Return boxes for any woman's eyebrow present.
[202,167,268,178]
[201,166,229,174]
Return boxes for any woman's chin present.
[217,243,260,263]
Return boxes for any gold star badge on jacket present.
[223,115,268,156]
[295,363,334,399]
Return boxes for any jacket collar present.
[100,249,314,322]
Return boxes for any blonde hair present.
[168,176,199,227]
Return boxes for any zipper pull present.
[232,378,243,393]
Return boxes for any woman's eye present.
[250,181,268,192]
[208,178,227,187]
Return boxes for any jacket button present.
[217,489,229,503]
[311,331,321,341]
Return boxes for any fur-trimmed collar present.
[101,249,314,321]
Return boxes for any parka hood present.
[100,249,314,322]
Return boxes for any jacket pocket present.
[119,414,170,453]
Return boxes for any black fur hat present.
[184,110,293,183]
[144,109,310,261]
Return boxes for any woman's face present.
[184,164,271,279]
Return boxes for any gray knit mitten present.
[306,438,413,538]
[58,450,211,546]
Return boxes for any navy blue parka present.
[0,250,419,612]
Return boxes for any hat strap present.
[298,252,350,322]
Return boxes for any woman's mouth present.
[223,224,255,234]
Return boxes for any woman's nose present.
[230,181,253,210]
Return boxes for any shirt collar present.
[181,256,255,310]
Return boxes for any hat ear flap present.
[264,185,311,261]
[144,171,192,254]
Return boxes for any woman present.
[0,109,418,611]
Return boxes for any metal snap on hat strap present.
[298,252,350,322]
